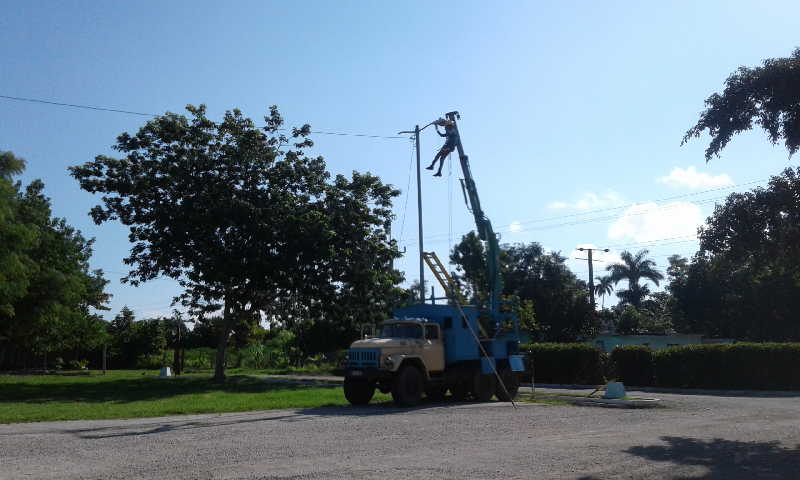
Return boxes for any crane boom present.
[443,111,504,331]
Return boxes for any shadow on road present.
[56,399,495,439]
[623,436,800,479]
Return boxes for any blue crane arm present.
[444,112,504,328]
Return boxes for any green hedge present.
[610,346,655,386]
[521,343,605,385]
[653,343,800,390]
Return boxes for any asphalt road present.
[2,389,799,479]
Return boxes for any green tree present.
[594,275,614,309]
[70,105,400,380]
[606,250,664,307]
[669,167,800,341]
[0,155,110,368]
[0,151,26,180]
[450,237,595,342]
[683,47,800,160]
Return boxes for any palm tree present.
[0,151,26,180]
[606,249,664,307]
[594,275,614,309]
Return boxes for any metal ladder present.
[422,251,467,306]
[422,251,488,337]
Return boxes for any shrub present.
[65,359,89,370]
[610,346,654,386]
[653,343,800,390]
[521,343,605,385]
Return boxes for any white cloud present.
[509,221,523,233]
[658,166,734,190]
[548,191,624,210]
[608,201,704,243]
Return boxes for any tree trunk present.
[213,297,233,381]
[213,327,230,381]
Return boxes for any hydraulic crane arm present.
[443,111,504,328]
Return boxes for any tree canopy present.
[70,105,401,379]
[0,153,110,369]
[683,47,800,160]
[667,167,800,341]
[450,236,595,342]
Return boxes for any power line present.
[0,94,405,140]
[399,179,766,248]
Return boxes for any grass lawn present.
[0,370,388,424]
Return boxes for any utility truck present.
[344,112,526,406]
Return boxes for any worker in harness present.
[426,118,458,177]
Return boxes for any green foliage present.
[668,168,800,341]
[684,47,800,159]
[606,250,663,308]
[69,105,401,379]
[594,275,614,308]
[0,151,26,180]
[451,238,595,342]
[521,343,605,385]
[653,343,800,390]
[610,346,654,386]
[0,152,110,369]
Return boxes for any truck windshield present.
[380,323,422,339]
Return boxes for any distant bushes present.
[522,342,800,390]
[651,343,800,390]
[610,346,655,387]
[520,343,605,385]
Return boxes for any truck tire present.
[472,372,496,402]
[449,380,470,401]
[391,366,423,406]
[495,369,519,401]
[344,378,375,405]
[425,385,448,402]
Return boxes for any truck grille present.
[348,349,380,368]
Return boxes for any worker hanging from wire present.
[426,118,458,177]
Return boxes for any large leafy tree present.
[70,105,400,380]
[450,237,595,342]
[606,250,664,307]
[669,168,800,341]
[683,48,800,160]
[0,155,110,368]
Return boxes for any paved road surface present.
[2,389,799,479]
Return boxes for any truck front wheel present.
[344,378,375,405]
[392,366,423,406]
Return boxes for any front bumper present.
[344,366,391,381]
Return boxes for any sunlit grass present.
[0,370,386,424]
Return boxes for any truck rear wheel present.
[425,385,447,402]
[449,380,470,401]
[472,373,496,402]
[392,366,423,406]
[344,378,375,405]
[495,369,519,401]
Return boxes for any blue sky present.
[2,1,798,318]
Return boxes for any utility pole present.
[577,247,609,309]
[400,122,436,304]
[415,125,424,303]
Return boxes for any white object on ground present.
[159,367,172,377]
